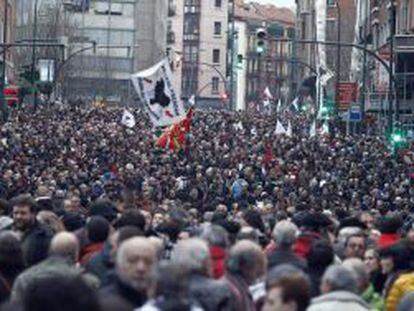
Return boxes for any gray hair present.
[201,224,229,249]
[226,240,265,276]
[272,220,298,247]
[171,238,210,275]
[342,258,369,292]
[322,264,358,293]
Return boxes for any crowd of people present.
[0,103,413,310]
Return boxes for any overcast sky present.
[246,0,296,10]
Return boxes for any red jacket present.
[377,233,400,249]
[210,246,227,279]
[80,242,104,266]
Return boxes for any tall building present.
[352,0,414,120]
[234,1,295,110]
[1,0,16,84]
[14,0,168,103]
[168,0,229,108]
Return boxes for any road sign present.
[349,105,362,122]
[337,82,358,111]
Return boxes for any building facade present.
[15,0,168,103]
[235,1,295,110]
[1,0,16,84]
[167,0,229,108]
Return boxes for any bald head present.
[49,232,79,264]
[227,240,267,285]
[116,237,157,291]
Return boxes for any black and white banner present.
[131,58,185,127]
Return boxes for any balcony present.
[167,31,176,44]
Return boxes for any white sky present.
[246,0,296,10]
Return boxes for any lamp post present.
[31,0,39,109]
[335,0,341,119]
[388,0,396,133]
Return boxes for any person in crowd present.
[364,247,386,293]
[267,220,306,270]
[99,237,157,309]
[0,231,25,303]
[307,265,371,311]
[80,216,110,265]
[343,258,383,310]
[262,264,311,311]
[344,234,367,260]
[11,194,52,267]
[171,238,233,310]
[225,240,267,311]
[201,224,230,279]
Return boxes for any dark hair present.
[10,194,37,214]
[266,265,311,311]
[307,240,334,268]
[86,216,110,243]
[89,199,117,223]
[22,275,100,311]
[113,210,146,231]
[0,231,25,281]
[0,199,10,216]
[243,210,266,233]
[117,226,144,245]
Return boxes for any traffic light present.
[256,28,266,56]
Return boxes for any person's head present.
[397,292,414,311]
[0,231,24,271]
[150,261,192,310]
[113,210,146,232]
[37,211,65,234]
[263,265,311,311]
[320,265,358,294]
[116,237,157,292]
[11,194,37,231]
[272,220,298,249]
[89,199,117,223]
[171,238,211,276]
[237,226,259,243]
[201,224,229,249]
[342,258,370,294]
[344,234,366,259]
[86,216,110,243]
[226,240,267,285]
[108,226,145,262]
[49,232,80,265]
[22,275,100,311]
[307,239,334,269]
[364,248,380,274]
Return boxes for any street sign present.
[337,82,358,111]
[349,105,362,122]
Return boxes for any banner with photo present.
[131,58,185,127]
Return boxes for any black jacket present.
[99,277,147,310]
[267,248,307,271]
[20,222,52,267]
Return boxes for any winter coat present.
[19,222,52,267]
[385,272,414,311]
[99,277,147,310]
[189,273,234,311]
[362,283,383,311]
[85,241,114,287]
[225,273,255,311]
[80,242,104,266]
[267,248,307,271]
[307,290,371,311]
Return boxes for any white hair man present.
[171,238,233,311]
[99,237,157,309]
[267,220,306,270]
[307,265,370,311]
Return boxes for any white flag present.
[188,94,195,106]
[309,121,316,137]
[321,122,329,135]
[131,58,185,127]
[264,86,273,99]
[292,97,299,111]
[234,121,243,131]
[286,122,293,137]
[121,110,136,128]
[275,120,287,135]
[263,98,270,107]
[276,99,282,112]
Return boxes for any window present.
[212,77,220,94]
[215,0,222,7]
[214,22,222,35]
[213,49,220,63]
[327,0,336,6]
[184,45,199,62]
